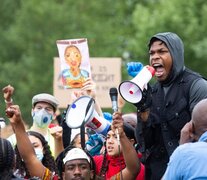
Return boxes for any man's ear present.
[31,108,34,117]
[62,172,65,180]
[90,170,95,180]
[190,121,198,141]
[52,112,57,120]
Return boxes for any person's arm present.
[112,112,140,180]
[189,78,207,112]
[6,105,47,178]
[81,77,103,116]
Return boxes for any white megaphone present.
[65,96,111,136]
[119,65,155,104]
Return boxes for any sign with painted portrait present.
[56,38,91,89]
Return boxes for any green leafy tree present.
[129,0,207,78]
[2,0,207,126]
[0,0,137,125]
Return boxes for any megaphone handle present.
[116,128,120,146]
[80,97,94,149]
[80,123,85,149]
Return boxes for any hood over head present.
[148,32,185,86]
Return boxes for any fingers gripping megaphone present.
[65,96,111,136]
[119,65,155,104]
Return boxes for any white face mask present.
[32,109,53,128]
[35,148,44,161]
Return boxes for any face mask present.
[35,148,44,161]
[32,109,53,128]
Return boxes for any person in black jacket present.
[127,32,207,180]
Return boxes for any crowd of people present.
[1,32,207,180]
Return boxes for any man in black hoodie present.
[127,32,207,179]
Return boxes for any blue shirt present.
[163,131,207,180]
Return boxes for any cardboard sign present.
[53,57,121,108]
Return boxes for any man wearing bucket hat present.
[31,93,59,132]
[29,93,62,156]
[4,85,62,157]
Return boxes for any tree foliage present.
[129,0,207,75]
[0,0,207,125]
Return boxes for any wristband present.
[4,98,13,104]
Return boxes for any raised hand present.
[111,112,124,137]
[5,105,22,124]
[179,121,194,144]
[86,133,105,156]
[2,85,14,107]
[70,78,96,102]
[81,78,96,99]
[50,125,63,140]
[127,62,143,78]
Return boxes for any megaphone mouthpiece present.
[128,84,140,95]
[146,65,155,76]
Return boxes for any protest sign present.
[53,57,121,108]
